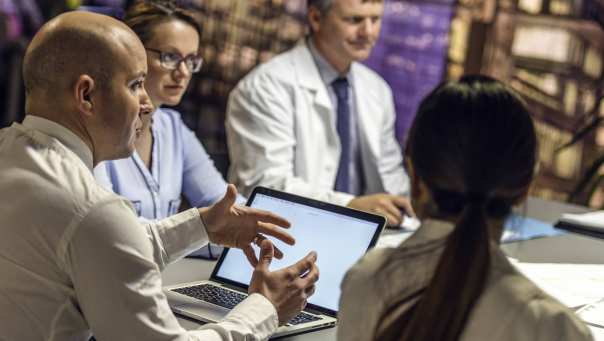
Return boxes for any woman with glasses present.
[94,1,242,258]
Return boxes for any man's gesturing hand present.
[198,185,295,266]
[249,239,319,325]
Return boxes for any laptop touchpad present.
[173,301,230,323]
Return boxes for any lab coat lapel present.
[293,41,334,115]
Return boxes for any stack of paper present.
[511,261,604,308]
[577,298,604,328]
[511,261,604,339]
[556,211,604,239]
[589,326,604,341]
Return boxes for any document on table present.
[556,211,604,239]
[511,261,604,308]
[588,326,604,341]
[502,214,565,243]
[577,298,604,328]
[376,231,414,248]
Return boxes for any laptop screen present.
[212,187,385,314]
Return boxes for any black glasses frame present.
[146,48,203,73]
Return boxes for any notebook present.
[164,187,386,338]
[555,211,604,239]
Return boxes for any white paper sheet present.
[577,298,604,328]
[589,326,604,341]
[376,231,414,248]
[511,261,604,308]
[560,211,604,230]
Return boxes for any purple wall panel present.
[364,1,453,145]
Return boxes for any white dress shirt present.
[0,115,278,340]
[338,219,594,341]
[307,39,365,195]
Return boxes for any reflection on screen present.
[215,193,380,312]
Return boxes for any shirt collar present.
[22,115,94,171]
[307,37,350,85]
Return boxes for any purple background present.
[364,1,454,144]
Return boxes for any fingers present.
[256,239,274,271]
[246,208,291,230]
[257,222,295,246]
[392,196,416,217]
[289,251,318,277]
[383,212,402,227]
[296,261,319,299]
[217,184,238,211]
[304,284,316,297]
[252,234,284,259]
[379,200,403,226]
[273,245,284,259]
[243,245,258,267]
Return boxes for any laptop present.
[164,186,386,338]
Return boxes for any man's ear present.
[74,75,95,116]
[307,6,322,33]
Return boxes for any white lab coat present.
[226,40,409,206]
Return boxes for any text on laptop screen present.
[215,193,380,312]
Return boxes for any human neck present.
[26,101,98,162]
[311,35,351,74]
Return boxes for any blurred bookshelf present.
[175,0,307,176]
[446,0,604,206]
[3,0,604,206]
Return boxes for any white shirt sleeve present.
[142,208,209,270]
[65,198,278,341]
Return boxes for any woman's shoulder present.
[472,256,593,341]
[153,108,196,141]
[508,274,592,340]
[154,107,185,127]
[345,248,394,283]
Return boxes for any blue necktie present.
[332,77,351,193]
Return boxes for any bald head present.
[23,11,142,98]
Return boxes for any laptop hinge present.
[305,306,331,316]
[217,281,248,293]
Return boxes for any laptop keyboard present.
[287,311,322,325]
[172,284,323,325]
[173,284,246,309]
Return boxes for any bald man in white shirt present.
[0,11,318,341]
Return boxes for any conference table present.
[162,197,604,340]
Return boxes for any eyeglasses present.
[146,48,203,73]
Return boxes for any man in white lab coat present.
[227,0,413,225]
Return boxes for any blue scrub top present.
[94,107,245,220]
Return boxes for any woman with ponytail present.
[337,75,593,341]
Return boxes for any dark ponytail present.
[400,199,491,340]
[379,75,537,341]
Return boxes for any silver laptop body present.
[164,187,386,338]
